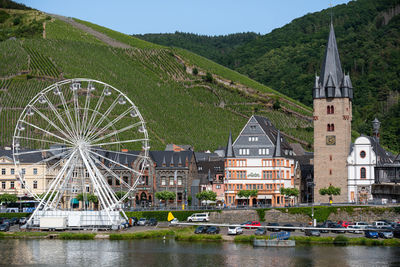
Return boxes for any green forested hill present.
[136,0,400,152]
[0,6,313,151]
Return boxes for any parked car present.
[0,223,9,232]
[187,213,209,222]
[365,230,379,239]
[267,222,280,232]
[244,221,261,229]
[354,221,370,230]
[379,230,393,239]
[194,226,208,234]
[338,221,352,228]
[305,229,320,237]
[228,226,243,235]
[148,218,158,226]
[347,225,362,234]
[19,217,27,225]
[331,224,346,233]
[138,218,148,226]
[129,217,138,226]
[254,228,267,236]
[283,224,295,232]
[241,221,252,226]
[206,226,220,234]
[393,226,400,238]
[372,221,391,229]
[170,218,179,225]
[316,224,329,233]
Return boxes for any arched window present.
[331,124,334,131]
[327,106,331,114]
[331,105,334,114]
[327,124,331,131]
[107,177,113,186]
[360,168,366,179]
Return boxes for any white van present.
[372,221,390,229]
[187,213,209,222]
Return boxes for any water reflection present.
[0,239,399,266]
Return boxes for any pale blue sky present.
[16,0,351,36]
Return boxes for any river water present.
[0,239,399,267]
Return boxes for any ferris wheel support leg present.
[79,149,115,225]
[27,150,77,225]
[48,157,78,209]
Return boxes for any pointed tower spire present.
[178,156,182,167]
[274,130,281,157]
[170,155,174,166]
[162,156,166,167]
[320,22,343,92]
[225,131,234,157]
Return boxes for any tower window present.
[360,168,366,179]
[327,105,334,114]
[360,151,366,158]
[329,169,332,175]
[329,155,332,161]
[327,124,335,132]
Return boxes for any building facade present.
[224,115,296,207]
[347,136,376,203]
[313,23,353,203]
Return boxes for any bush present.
[192,68,198,75]
[58,233,96,240]
[0,213,31,219]
[175,234,222,241]
[234,235,255,243]
[333,235,349,246]
[125,210,220,222]
[256,209,268,222]
[110,229,174,240]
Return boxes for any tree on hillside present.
[319,185,341,203]
[192,67,198,75]
[0,193,17,204]
[280,187,299,206]
[155,191,176,207]
[196,190,216,206]
[237,190,258,206]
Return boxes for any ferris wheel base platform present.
[30,210,124,230]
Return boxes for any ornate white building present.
[347,136,376,203]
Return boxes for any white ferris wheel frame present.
[12,78,150,224]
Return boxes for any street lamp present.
[307,181,316,226]
[372,118,380,184]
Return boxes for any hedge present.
[125,210,220,222]
[0,213,31,219]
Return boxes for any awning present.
[70,198,79,204]
[257,195,273,200]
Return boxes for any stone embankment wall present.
[208,207,400,223]
[209,210,259,223]
[327,208,400,222]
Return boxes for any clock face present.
[326,135,336,145]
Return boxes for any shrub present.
[234,235,255,243]
[333,235,349,246]
[0,213,31,219]
[110,229,174,240]
[256,209,268,222]
[58,233,95,240]
[175,234,221,241]
[192,68,198,75]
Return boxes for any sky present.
[16,0,352,36]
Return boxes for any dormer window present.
[249,137,258,142]
[250,125,256,131]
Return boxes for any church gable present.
[0,155,13,164]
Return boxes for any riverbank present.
[1,228,400,246]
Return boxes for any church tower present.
[313,22,353,203]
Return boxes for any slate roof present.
[149,150,194,169]
[253,115,292,151]
[0,149,43,163]
[313,22,353,100]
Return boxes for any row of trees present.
[0,185,341,207]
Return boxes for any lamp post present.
[307,181,316,226]
[372,118,381,184]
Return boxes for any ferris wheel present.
[12,78,150,226]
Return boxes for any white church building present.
[347,136,376,203]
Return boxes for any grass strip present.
[58,233,96,240]
[109,229,174,240]
[175,233,222,241]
